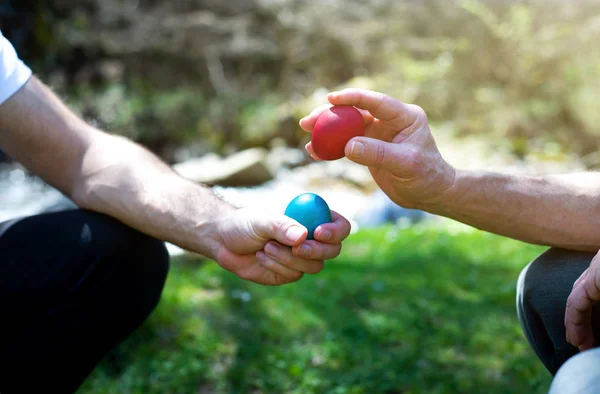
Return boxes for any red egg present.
[312,105,365,160]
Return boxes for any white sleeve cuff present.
[0,31,33,105]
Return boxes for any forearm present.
[424,170,600,251]
[0,77,233,259]
[73,132,235,258]
[0,78,91,195]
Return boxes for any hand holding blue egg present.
[284,193,333,240]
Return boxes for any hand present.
[208,207,351,286]
[565,250,600,351]
[300,88,456,209]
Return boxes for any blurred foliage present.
[2,0,600,164]
[78,222,550,393]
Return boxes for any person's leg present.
[0,209,170,393]
[548,348,600,393]
[516,247,600,375]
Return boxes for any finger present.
[576,306,595,351]
[313,210,351,244]
[328,88,422,126]
[575,257,600,349]
[252,215,308,247]
[584,256,600,302]
[299,104,332,131]
[256,250,305,279]
[344,136,411,173]
[300,104,374,132]
[579,324,596,352]
[264,242,324,274]
[565,282,594,347]
[292,240,342,261]
[573,268,589,289]
[305,141,323,161]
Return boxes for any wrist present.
[414,163,460,213]
[191,196,237,261]
[141,178,236,261]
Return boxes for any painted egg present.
[284,193,333,240]
[312,105,365,160]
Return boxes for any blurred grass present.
[78,221,551,394]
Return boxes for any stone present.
[264,145,309,175]
[173,148,273,187]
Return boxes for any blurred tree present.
[1,0,600,166]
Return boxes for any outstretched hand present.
[300,88,456,209]
[208,206,351,286]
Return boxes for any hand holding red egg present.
[299,88,456,210]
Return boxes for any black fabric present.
[0,209,170,393]
[517,247,600,375]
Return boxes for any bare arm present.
[0,77,228,257]
[0,77,352,285]
[425,170,600,252]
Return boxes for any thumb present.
[251,214,308,247]
[345,137,401,169]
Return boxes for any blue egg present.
[284,193,333,240]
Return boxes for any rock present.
[264,144,309,174]
[173,148,273,187]
[356,189,430,228]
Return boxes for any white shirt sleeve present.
[0,30,32,105]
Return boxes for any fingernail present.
[265,243,280,257]
[286,226,304,242]
[319,229,332,241]
[350,141,365,158]
[256,251,267,262]
[299,244,312,257]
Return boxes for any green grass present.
[78,221,552,394]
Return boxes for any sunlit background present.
[2,0,600,393]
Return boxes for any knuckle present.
[594,275,600,295]
[566,292,576,307]
[269,220,283,236]
[565,298,573,312]
[374,143,387,166]
[411,104,428,122]
[276,251,293,266]
[275,274,287,286]
[403,147,423,172]
[338,219,351,237]
[333,244,343,257]
[284,271,303,283]
[371,92,387,114]
[311,262,324,274]
[250,219,273,240]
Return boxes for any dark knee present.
[517,248,594,374]
[82,211,170,319]
[116,227,170,319]
[518,248,593,313]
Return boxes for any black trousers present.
[517,247,600,376]
[0,209,170,393]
